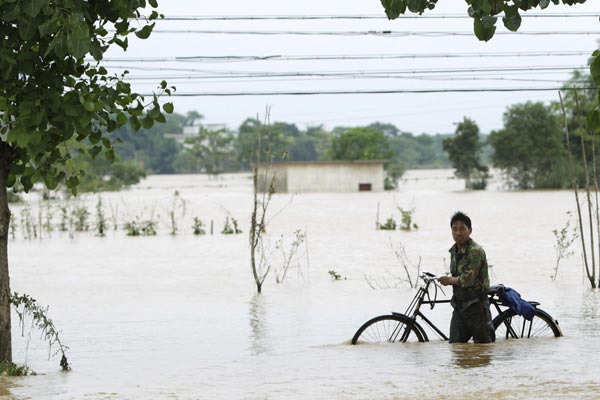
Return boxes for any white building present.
[255,160,385,193]
[165,120,228,145]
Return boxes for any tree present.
[489,102,567,189]
[184,126,236,176]
[380,0,587,41]
[0,0,172,362]
[113,111,185,174]
[113,123,181,174]
[443,117,488,189]
[329,127,393,161]
[329,127,404,189]
[236,118,290,169]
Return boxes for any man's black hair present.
[450,211,472,230]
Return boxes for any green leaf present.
[89,129,102,144]
[47,30,68,58]
[15,130,31,148]
[88,145,102,158]
[141,115,154,129]
[7,173,16,188]
[162,102,174,114]
[22,0,46,17]
[66,176,80,189]
[83,100,96,112]
[473,16,497,42]
[539,0,551,8]
[591,52,600,86]
[67,14,91,59]
[1,3,21,22]
[105,148,116,162]
[588,107,600,133]
[18,17,37,40]
[149,0,158,7]
[380,0,407,19]
[502,5,521,32]
[154,113,166,123]
[116,111,128,126]
[135,23,155,39]
[130,116,141,131]
[21,175,33,192]
[38,16,59,37]
[44,174,58,190]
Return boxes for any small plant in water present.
[58,205,69,232]
[169,190,186,236]
[95,197,107,237]
[124,220,141,236]
[398,207,418,231]
[379,216,397,230]
[72,205,90,232]
[274,230,306,283]
[20,205,35,240]
[10,292,70,372]
[328,270,345,280]
[192,217,206,235]
[222,216,242,235]
[43,202,54,236]
[552,212,578,280]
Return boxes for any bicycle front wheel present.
[351,314,425,344]
[493,308,562,339]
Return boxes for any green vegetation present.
[379,217,397,231]
[489,102,567,189]
[0,360,33,376]
[444,118,489,190]
[10,292,70,372]
[192,217,206,235]
[0,0,171,362]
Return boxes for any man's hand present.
[438,276,458,286]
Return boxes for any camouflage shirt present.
[449,238,490,309]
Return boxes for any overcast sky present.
[104,1,600,134]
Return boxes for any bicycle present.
[351,272,562,344]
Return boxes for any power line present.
[158,87,595,96]
[93,50,592,63]
[155,13,600,21]
[146,29,600,36]
[107,64,588,77]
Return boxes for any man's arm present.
[438,275,459,286]
[439,248,485,287]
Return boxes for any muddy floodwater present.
[2,170,600,399]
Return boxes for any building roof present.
[254,160,386,167]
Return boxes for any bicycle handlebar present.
[420,271,437,282]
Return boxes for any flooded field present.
[1,170,599,399]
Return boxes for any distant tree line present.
[71,69,596,192]
[74,113,452,192]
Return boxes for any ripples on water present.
[2,170,600,399]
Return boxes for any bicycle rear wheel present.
[493,308,562,339]
[351,314,425,344]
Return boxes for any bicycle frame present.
[352,272,562,344]
[395,273,532,341]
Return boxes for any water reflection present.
[248,294,269,355]
[450,344,493,369]
[580,289,600,337]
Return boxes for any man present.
[438,211,495,343]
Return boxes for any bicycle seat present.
[487,284,505,296]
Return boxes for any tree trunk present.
[0,143,13,361]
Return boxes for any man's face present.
[451,220,471,248]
